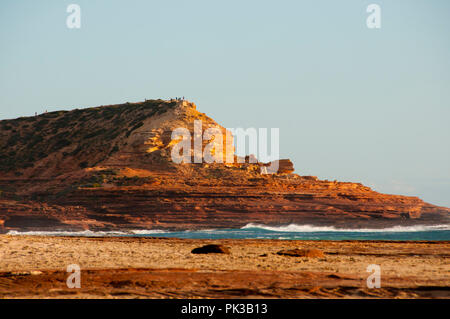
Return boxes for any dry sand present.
[0,235,449,299]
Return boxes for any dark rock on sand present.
[191,244,231,254]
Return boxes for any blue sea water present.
[132,229,450,241]
[8,224,450,241]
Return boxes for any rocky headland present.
[0,99,448,233]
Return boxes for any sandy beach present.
[0,235,448,299]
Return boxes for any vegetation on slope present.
[0,100,177,174]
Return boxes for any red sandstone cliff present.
[0,100,448,233]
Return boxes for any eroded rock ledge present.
[0,100,448,233]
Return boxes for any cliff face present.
[0,100,448,233]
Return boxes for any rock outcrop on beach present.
[191,244,231,254]
[0,99,448,233]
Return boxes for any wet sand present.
[0,235,449,298]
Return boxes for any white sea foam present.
[241,223,450,233]
[129,229,169,235]
[6,224,450,237]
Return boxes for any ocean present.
[7,223,450,241]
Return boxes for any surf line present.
[181,303,215,317]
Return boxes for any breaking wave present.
[241,223,450,233]
[6,224,450,240]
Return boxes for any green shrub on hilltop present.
[51,138,71,152]
[27,135,44,149]
[109,145,119,155]
[99,168,119,175]
[54,117,71,129]
[34,118,49,129]
[113,176,154,186]
[6,133,20,147]
[130,121,144,131]
[84,128,107,139]
[77,169,120,188]
[79,161,89,168]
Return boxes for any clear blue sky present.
[1,0,449,207]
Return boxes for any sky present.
[0,0,449,207]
